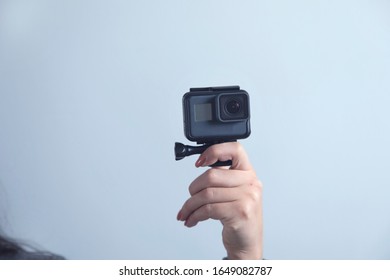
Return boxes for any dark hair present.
[0,234,24,259]
[0,234,64,260]
[0,183,63,259]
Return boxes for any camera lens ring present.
[225,99,241,115]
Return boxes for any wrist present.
[226,249,263,260]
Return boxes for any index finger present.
[195,142,253,171]
[189,168,256,195]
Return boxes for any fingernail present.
[177,210,182,221]
[195,157,206,167]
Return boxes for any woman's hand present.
[177,142,263,260]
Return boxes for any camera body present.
[182,86,251,144]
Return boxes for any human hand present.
[177,142,263,260]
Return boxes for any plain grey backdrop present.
[0,0,389,259]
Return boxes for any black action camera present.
[175,86,251,166]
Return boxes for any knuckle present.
[201,188,214,201]
[205,168,219,184]
[234,141,244,153]
[203,203,213,217]
[251,178,263,191]
[257,179,263,189]
[248,180,263,202]
[235,180,262,221]
[188,184,196,196]
[235,202,252,221]
[247,172,263,190]
[231,141,245,157]
[248,187,262,204]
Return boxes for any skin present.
[177,142,263,260]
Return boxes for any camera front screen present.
[194,103,212,122]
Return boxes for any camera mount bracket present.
[174,141,235,167]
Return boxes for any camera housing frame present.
[182,86,251,144]
[175,86,251,166]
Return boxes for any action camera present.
[175,86,251,166]
[182,86,250,144]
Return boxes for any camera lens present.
[226,99,241,114]
[218,93,249,122]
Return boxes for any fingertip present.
[176,210,182,221]
[195,156,206,167]
[184,219,196,228]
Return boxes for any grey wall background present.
[0,0,389,259]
